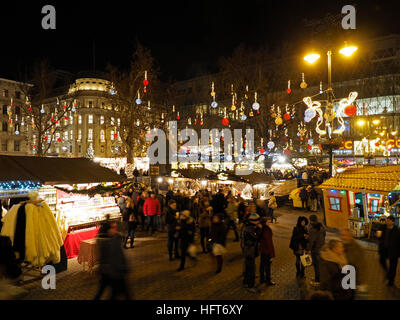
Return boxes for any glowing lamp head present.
[372,119,381,126]
[157,177,163,183]
[304,53,320,64]
[340,45,358,57]
[356,119,366,127]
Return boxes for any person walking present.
[143,192,161,235]
[310,187,318,212]
[226,196,239,241]
[124,197,137,249]
[267,192,278,223]
[137,191,147,231]
[259,217,275,286]
[94,223,130,300]
[166,200,180,260]
[176,210,195,271]
[209,214,227,273]
[299,186,309,211]
[241,212,262,293]
[307,214,326,286]
[376,215,400,287]
[198,201,212,253]
[289,216,309,279]
[320,240,354,300]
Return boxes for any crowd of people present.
[92,184,400,300]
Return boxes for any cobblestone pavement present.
[20,206,400,300]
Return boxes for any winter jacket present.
[307,222,326,253]
[259,225,275,257]
[241,221,262,258]
[226,201,238,221]
[378,225,400,258]
[299,188,308,200]
[143,198,161,216]
[310,189,318,200]
[343,239,366,285]
[198,211,211,229]
[211,193,227,214]
[178,219,195,245]
[289,224,309,254]
[165,208,178,225]
[320,246,354,300]
[210,221,227,246]
[98,233,127,279]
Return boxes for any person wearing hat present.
[307,214,326,286]
[376,215,400,286]
[176,210,195,272]
[289,216,309,279]
[241,212,262,293]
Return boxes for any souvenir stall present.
[205,171,249,196]
[238,172,274,200]
[319,165,400,238]
[0,155,124,261]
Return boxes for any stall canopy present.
[206,171,248,182]
[0,155,124,184]
[238,172,274,184]
[174,168,215,180]
[319,165,400,195]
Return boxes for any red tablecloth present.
[63,227,100,259]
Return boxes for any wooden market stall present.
[319,165,400,238]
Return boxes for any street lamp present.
[304,42,358,177]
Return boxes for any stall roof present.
[238,172,274,184]
[206,171,248,183]
[174,168,215,180]
[319,165,400,195]
[0,155,124,185]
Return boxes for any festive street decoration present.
[344,104,357,117]
[286,80,291,94]
[300,73,307,89]
[210,82,218,108]
[252,92,260,110]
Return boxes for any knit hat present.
[309,214,318,223]
[248,213,260,221]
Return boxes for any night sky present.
[1,0,399,82]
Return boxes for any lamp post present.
[304,43,357,177]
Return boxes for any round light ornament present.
[252,102,260,110]
[267,141,275,149]
[275,117,283,125]
[211,101,218,108]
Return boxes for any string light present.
[0,181,42,190]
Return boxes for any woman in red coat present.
[259,217,276,286]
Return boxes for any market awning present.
[238,172,274,184]
[319,165,400,195]
[206,171,248,182]
[0,155,124,185]
[173,168,215,180]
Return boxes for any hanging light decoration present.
[136,91,142,105]
[300,73,307,89]
[210,82,218,108]
[286,80,291,94]
[252,92,260,110]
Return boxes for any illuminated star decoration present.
[334,91,358,135]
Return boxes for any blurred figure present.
[166,200,180,261]
[94,223,130,300]
[259,217,275,286]
[238,197,247,225]
[124,199,137,249]
[267,192,278,223]
[209,214,227,273]
[256,199,267,218]
[241,212,262,293]
[299,186,309,210]
[176,211,195,272]
[320,240,354,300]
[137,191,147,231]
[340,228,367,295]
[307,215,326,286]
[198,200,212,253]
[143,192,161,235]
[226,196,239,241]
[289,216,309,279]
[376,215,400,287]
[310,186,318,212]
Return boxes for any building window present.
[88,128,93,141]
[2,142,7,151]
[64,131,68,141]
[69,145,73,153]
[70,116,73,125]
[117,118,121,126]
[64,118,68,126]
[101,102,105,109]
[111,130,114,140]
[88,101,93,108]
[111,117,115,126]
[78,145,82,153]
[100,129,105,142]
[88,114,93,124]
[70,130,73,140]
[328,197,341,211]
[15,106,20,115]
[78,115,82,124]
[14,141,20,152]
[100,116,104,125]
[2,105,7,115]
[101,145,104,153]
[15,91,21,99]
[2,122,7,132]
[78,129,82,141]
[3,89,8,97]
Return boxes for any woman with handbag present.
[289,216,309,279]
[267,192,278,223]
[209,214,227,274]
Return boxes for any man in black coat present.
[377,215,400,286]
[176,211,195,272]
[211,190,227,216]
[166,200,180,261]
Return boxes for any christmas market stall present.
[0,155,125,262]
[319,165,400,238]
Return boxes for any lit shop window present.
[88,101,93,108]
[100,129,105,142]
[100,116,104,125]
[88,114,93,124]
[88,128,93,141]
[70,130,73,140]
[328,197,341,211]
[78,129,82,141]
[78,115,82,124]
[64,131,68,141]
[370,199,379,213]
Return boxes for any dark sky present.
[1,0,399,82]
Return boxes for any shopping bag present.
[300,253,313,267]
[212,243,227,256]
